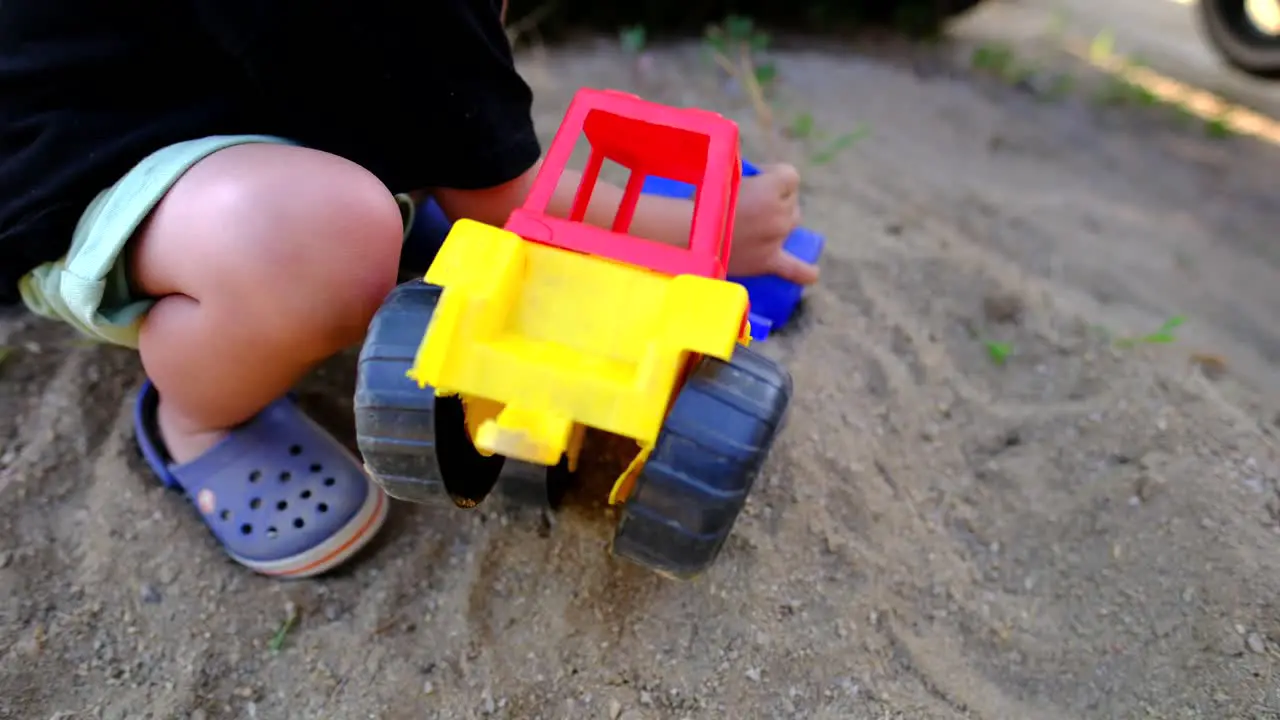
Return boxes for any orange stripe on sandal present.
[262,490,386,577]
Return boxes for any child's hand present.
[727,164,820,285]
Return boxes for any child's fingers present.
[768,249,820,286]
[762,163,800,199]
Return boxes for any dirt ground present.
[6,22,1280,720]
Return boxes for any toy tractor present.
[354,88,793,579]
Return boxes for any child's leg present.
[130,143,403,461]
[19,137,402,578]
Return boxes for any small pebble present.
[139,584,162,604]
[608,699,623,719]
[1247,633,1267,654]
[745,667,762,682]
[982,290,1024,324]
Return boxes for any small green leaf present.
[984,340,1013,366]
[810,125,870,165]
[750,30,771,52]
[1114,315,1185,348]
[1090,29,1115,62]
[619,25,647,54]
[0,346,11,368]
[725,15,755,41]
[788,112,815,139]
[971,43,1014,72]
[753,62,778,86]
[268,613,297,653]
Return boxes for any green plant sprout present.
[1089,29,1116,63]
[784,111,869,165]
[971,42,1016,76]
[268,606,298,653]
[1114,315,1185,348]
[1204,110,1233,138]
[619,25,647,54]
[787,112,815,140]
[705,15,777,87]
[810,125,870,165]
[983,340,1014,366]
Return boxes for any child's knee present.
[241,171,403,335]
[134,145,405,345]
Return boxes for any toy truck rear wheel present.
[611,345,792,579]
[354,280,506,507]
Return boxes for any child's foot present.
[133,380,389,578]
[153,398,228,463]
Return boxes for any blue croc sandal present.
[133,380,389,578]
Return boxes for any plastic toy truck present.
[354,88,793,579]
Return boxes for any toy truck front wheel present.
[354,280,507,507]
[610,345,792,579]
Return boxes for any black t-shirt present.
[0,0,540,303]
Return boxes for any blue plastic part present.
[639,160,824,340]
[401,158,824,341]
[401,195,453,275]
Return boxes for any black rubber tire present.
[1198,0,1280,79]
[611,344,792,580]
[354,280,505,507]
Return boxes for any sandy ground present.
[7,7,1280,720]
[957,0,1280,118]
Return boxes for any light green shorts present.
[16,135,417,349]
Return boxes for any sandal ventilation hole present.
[240,523,253,535]
[277,500,289,511]
[317,503,329,514]
[300,489,312,500]
[279,471,292,483]
[293,517,306,529]
[309,463,323,473]
[249,498,262,510]
[289,444,303,456]
[249,470,262,483]
[323,477,336,487]
[267,527,278,539]
[219,509,231,521]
